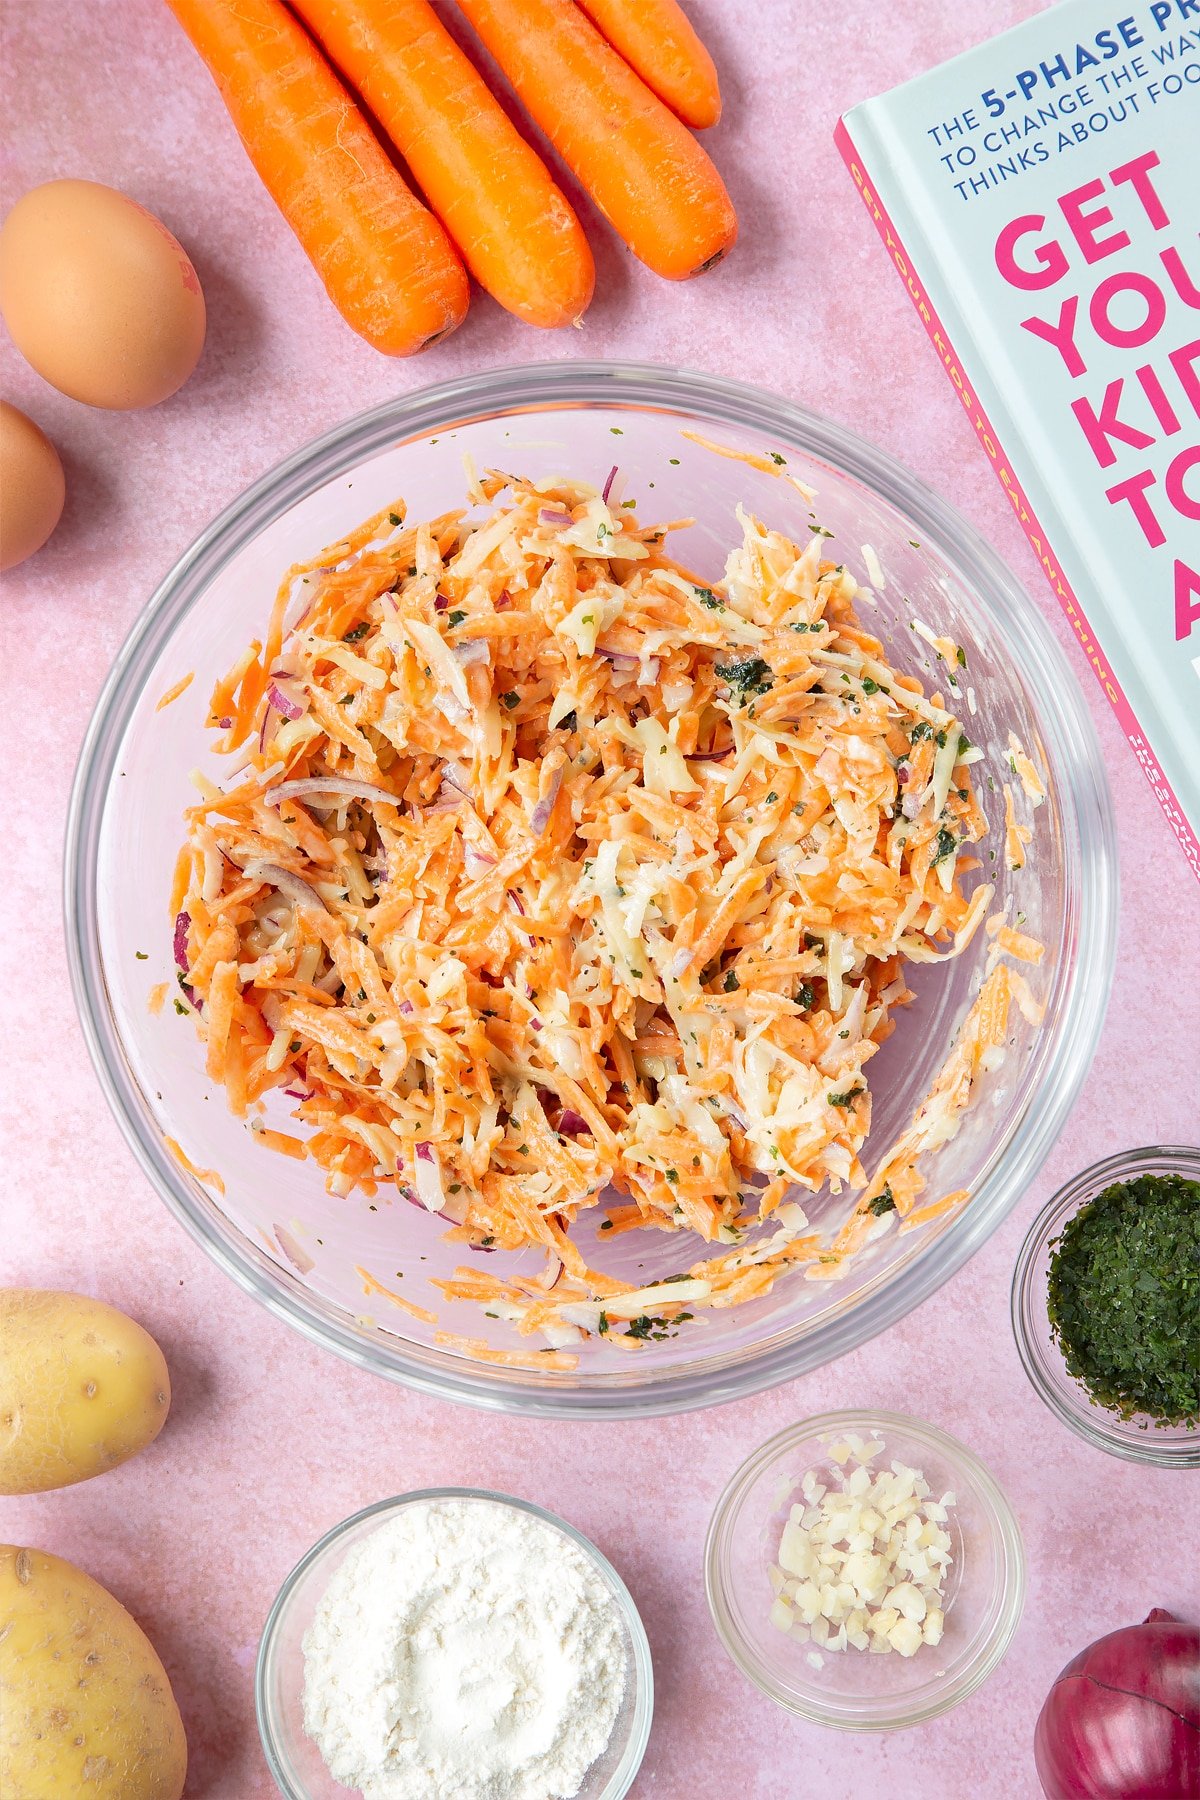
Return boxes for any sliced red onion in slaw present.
[266,678,306,722]
[274,1224,315,1275]
[601,465,619,504]
[241,861,328,914]
[529,765,564,836]
[538,506,574,528]
[265,776,401,809]
[174,912,191,970]
[557,1109,592,1138]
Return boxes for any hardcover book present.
[837,0,1200,874]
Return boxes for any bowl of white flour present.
[256,1489,653,1800]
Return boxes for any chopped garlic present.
[767,1435,956,1658]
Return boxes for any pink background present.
[3,1,1198,1795]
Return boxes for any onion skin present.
[1034,1610,1200,1799]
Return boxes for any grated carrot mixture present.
[171,471,1041,1353]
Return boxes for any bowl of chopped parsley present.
[1011,1146,1200,1467]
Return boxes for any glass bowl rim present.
[255,1484,654,1800]
[1010,1143,1200,1468]
[703,1407,1026,1731]
[62,357,1118,1418]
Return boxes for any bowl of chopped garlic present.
[704,1410,1025,1729]
[65,361,1116,1418]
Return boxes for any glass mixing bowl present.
[64,361,1117,1418]
[256,1489,652,1800]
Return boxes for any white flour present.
[301,1497,629,1800]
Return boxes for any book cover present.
[836,0,1200,876]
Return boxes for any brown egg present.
[0,401,66,571]
[0,179,206,410]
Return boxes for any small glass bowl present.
[1011,1145,1200,1468]
[256,1489,653,1799]
[704,1411,1025,1731]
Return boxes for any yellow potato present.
[0,1545,187,1800]
[0,1290,170,1495]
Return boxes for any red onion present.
[529,765,564,836]
[507,888,526,916]
[434,595,449,612]
[597,645,639,668]
[557,1109,592,1138]
[266,678,305,721]
[539,505,574,528]
[217,715,233,730]
[173,911,191,970]
[266,776,400,809]
[274,1224,314,1275]
[413,1141,446,1213]
[667,948,694,979]
[463,844,497,876]
[687,745,733,762]
[1034,1609,1200,1800]
[283,1086,314,1101]
[896,762,910,786]
[601,465,619,503]
[536,1251,563,1291]
[495,591,511,611]
[398,999,415,1016]
[242,861,327,914]
[452,639,490,669]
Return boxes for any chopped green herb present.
[722,969,740,992]
[794,981,815,1010]
[804,933,823,952]
[933,826,958,863]
[173,998,189,1015]
[598,1311,610,1334]
[869,1185,896,1216]
[665,1169,679,1185]
[910,721,933,743]
[765,791,777,804]
[715,655,774,700]
[388,511,402,526]
[956,645,967,667]
[502,691,520,709]
[767,450,786,465]
[447,610,467,627]
[694,586,723,610]
[343,622,370,642]
[135,951,148,960]
[1047,1173,1200,1426]
[827,1087,863,1108]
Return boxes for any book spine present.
[834,117,1200,881]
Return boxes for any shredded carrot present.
[164,1136,226,1195]
[356,1265,439,1324]
[171,470,1044,1357]
[148,981,169,1014]
[155,671,194,711]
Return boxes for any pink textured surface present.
[2,2,1198,1796]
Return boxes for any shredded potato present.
[172,470,1040,1352]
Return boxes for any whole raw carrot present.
[162,0,469,354]
[576,0,721,129]
[454,0,736,280]
[289,0,594,328]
